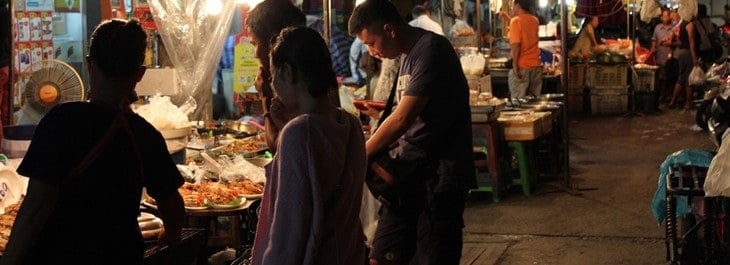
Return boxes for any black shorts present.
[370,190,466,265]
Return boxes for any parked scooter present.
[696,57,730,130]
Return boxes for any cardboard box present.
[498,114,542,141]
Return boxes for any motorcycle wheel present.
[696,100,712,131]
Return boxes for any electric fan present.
[17,59,84,124]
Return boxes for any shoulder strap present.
[64,112,124,184]
[378,69,400,126]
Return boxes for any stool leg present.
[509,141,531,196]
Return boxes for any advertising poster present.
[42,41,54,60]
[54,0,80,13]
[31,42,43,71]
[17,12,29,42]
[134,7,157,30]
[29,12,41,42]
[18,43,31,72]
[41,11,53,40]
[26,0,55,11]
[233,37,259,94]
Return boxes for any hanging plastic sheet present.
[640,0,661,23]
[676,0,697,21]
[148,0,237,121]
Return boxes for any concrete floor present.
[462,107,716,264]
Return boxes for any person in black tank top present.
[668,18,699,110]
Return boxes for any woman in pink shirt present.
[251,26,367,265]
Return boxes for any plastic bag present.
[449,19,475,37]
[688,66,706,86]
[705,131,730,196]
[706,61,729,84]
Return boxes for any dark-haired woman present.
[0,19,184,265]
[251,26,366,265]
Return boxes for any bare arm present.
[687,23,699,66]
[154,191,184,245]
[366,95,428,158]
[0,179,58,265]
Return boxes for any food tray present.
[470,102,505,123]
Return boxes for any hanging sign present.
[233,35,259,95]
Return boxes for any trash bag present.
[689,65,706,86]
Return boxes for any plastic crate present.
[587,64,628,88]
[590,85,628,95]
[567,64,586,93]
[591,92,628,114]
[632,68,656,91]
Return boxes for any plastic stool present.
[470,122,503,202]
[507,141,537,196]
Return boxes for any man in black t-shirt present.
[350,0,476,264]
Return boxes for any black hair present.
[88,19,146,80]
[411,5,427,18]
[514,0,533,13]
[270,27,337,98]
[348,0,404,36]
[698,4,708,18]
[246,0,306,47]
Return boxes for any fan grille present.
[21,59,84,124]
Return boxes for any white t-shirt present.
[409,15,445,36]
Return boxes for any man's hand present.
[499,11,511,21]
[514,67,523,79]
[255,66,273,98]
[360,103,382,120]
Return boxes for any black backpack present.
[695,19,724,63]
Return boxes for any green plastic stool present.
[507,141,537,196]
[471,146,500,202]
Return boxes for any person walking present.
[349,0,476,264]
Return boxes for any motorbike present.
[696,58,730,130]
